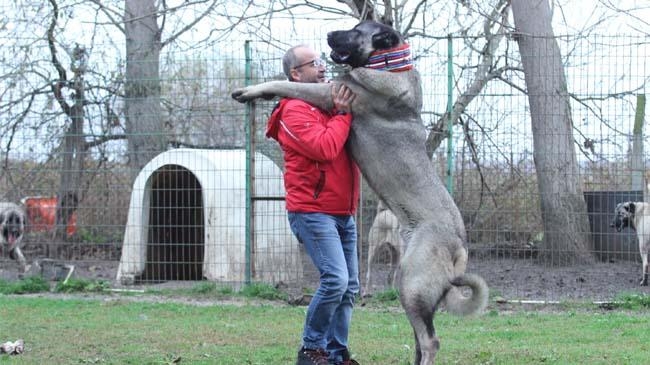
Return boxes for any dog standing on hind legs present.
[232,20,488,364]
[0,202,29,273]
[611,201,650,286]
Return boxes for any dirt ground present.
[1,248,649,304]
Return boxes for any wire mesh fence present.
[0,29,649,302]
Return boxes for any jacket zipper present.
[313,170,325,199]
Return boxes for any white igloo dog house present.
[117,148,302,285]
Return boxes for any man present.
[265,44,360,365]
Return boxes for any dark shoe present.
[296,347,329,365]
[335,349,360,365]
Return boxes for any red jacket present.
[266,98,360,215]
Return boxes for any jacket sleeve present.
[278,99,352,162]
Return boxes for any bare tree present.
[511,0,593,264]
[0,0,230,242]
[87,0,226,177]
[47,0,85,241]
[122,0,164,177]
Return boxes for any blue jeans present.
[288,212,360,363]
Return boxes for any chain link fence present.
[1,30,649,301]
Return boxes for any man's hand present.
[332,84,356,114]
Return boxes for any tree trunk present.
[124,0,164,179]
[55,67,83,241]
[47,2,83,245]
[511,0,593,265]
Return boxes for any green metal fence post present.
[244,40,253,285]
[446,34,454,194]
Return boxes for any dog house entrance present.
[138,165,205,282]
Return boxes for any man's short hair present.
[282,44,309,81]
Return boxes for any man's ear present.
[289,68,300,82]
[372,31,400,49]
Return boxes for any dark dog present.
[611,201,649,286]
[232,21,488,364]
[0,202,28,272]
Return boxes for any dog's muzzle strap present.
[365,43,414,72]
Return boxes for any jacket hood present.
[266,99,290,140]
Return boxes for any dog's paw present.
[22,261,41,276]
[231,88,247,102]
[232,86,276,103]
[231,87,258,103]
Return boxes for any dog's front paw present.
[232,86,276,103]
[231,87,261,103]
[640,277,648,286]
[231,88,248,102]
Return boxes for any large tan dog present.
[232,20,488,364]
[611,201,650,286]
[0,202,28,272]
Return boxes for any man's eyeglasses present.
[293,58,326,70]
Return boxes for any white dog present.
[611,201,650,286]
[366,200,405,292]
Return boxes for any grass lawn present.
[1,293,649,364]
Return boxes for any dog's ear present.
[372,31,400,49]
[629,202,636,213]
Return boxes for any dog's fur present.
[232,20,488,364]
[366,200,405,292]
[611,201,650,286]
[0,202,28,272]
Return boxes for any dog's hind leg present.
[403,303,439,365]
[641,253,648,286]
[387,244,399,287]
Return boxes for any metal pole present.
[631,94,646,193]
[446,34,454,194]
[244,40,253,285]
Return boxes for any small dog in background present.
[0,202,28,272]
[366,200,405,293]
[611,201,650,286]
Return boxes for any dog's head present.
[0,207,25,251]
[327,20,403,68]
[611,201,635,232]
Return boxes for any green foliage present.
[612,293,650,309]
[0,276,50,294]
[371,288,400,303]
[76,227,117,244]
[54,278,110,293]
[185,282,235,296]
[239,282,287,301]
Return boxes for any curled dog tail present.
[443,273,489,316]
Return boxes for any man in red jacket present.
[265,44,360,365]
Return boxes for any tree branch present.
[47,0,71,116]
[425,0,510,157]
